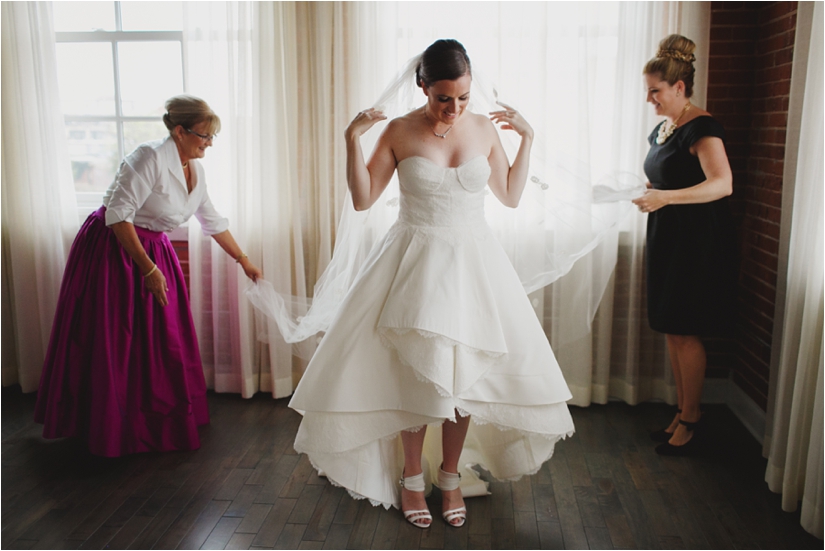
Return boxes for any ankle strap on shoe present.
[400,472,425,492]
[678,419,698,431]
[438,468,461,491]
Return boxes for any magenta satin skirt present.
[34,206,209,457]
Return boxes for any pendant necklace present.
[425,112,453,139]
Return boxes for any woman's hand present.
[240,258,263,282]
[144,266,169,306]
[489,102,533,140]
[345,108,387,140]
[632,189,671,213]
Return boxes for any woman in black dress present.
[633,35,736,456]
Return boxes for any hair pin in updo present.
[656,49,695,64]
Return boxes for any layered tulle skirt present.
[34,207,208,457]
[288,220,575,508]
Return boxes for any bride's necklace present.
[425,112,454,139]
[656,102,692,145]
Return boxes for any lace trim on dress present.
[305,454,395,510]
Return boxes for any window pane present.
[121,2,183,31]
[124,121,168,155]
[53,2,116,32]
[118,42,184,117]
[56,43,116,116]
[66,122,119,192]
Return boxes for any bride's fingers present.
[357,108,385,119]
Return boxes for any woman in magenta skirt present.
[34,95,261,457]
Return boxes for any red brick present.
[763,1,798,23]
[741,256,778,283]
[760,220,781,239]
[768,112,789,127]
[759,63,794,83]
[747,232,780,255]
[751,144,785,163]
[740,287,776,318]
[758,33,796,55]
[741,271,776,299]
[763,13,798,38]
[737,304,775,339]
[750,186,783,206]
[736,347,770,382]
[744,241,779,268]
[709,68,754,86]
[740,331,773,365]
[774,47,794,66]
[711,26,733,41]
[716,40,760,56]
[713,9,758,26]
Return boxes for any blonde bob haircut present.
[162,95,221,136]
[643,34,697,98]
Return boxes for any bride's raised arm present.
[486,103,534,208]
[345,108,397,211]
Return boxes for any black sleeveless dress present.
[643,116,737,336]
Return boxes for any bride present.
[286,39,575,529]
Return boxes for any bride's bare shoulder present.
[383,108,423,135]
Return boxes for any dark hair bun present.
[416,39,472,88]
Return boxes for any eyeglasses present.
[184,127,216,142]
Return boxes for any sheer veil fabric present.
[246,54,637,351]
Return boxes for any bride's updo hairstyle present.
[416,39,472,88]
[644,34,697,98]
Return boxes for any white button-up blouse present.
[103,136,229,235]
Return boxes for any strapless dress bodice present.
[396,155,490,228]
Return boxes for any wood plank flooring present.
[2,387,821,549]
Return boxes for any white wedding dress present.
[288,154,575,509]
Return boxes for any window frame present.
[55,2,186,224]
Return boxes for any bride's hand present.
[345,108,387,140]
[489,102,533,140]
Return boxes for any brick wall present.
[707,1,797,410]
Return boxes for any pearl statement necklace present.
[656,102,692,145]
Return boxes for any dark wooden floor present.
[2,387,821,550]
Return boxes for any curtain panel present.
[763,1,823,539]
[1,1,78,392]
[182,2,375,398]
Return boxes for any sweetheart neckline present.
[398,155,487,171]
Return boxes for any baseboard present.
[703,377,766,445]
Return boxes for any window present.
[54,1,184,220]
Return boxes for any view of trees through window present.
[54,1,184,212]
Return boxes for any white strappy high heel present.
[438,467,466,527]
[400,472,432,529]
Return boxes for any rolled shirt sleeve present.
[194,188,230,236]
[104,145,160,227]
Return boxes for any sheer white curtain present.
[763,1,823,539]
[1,2,78,392]
[182,2,377,398]
[183,2,308,398]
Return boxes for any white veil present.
[246,53,642,357]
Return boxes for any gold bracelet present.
[143,264,158,278]
[235,252,248,263]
